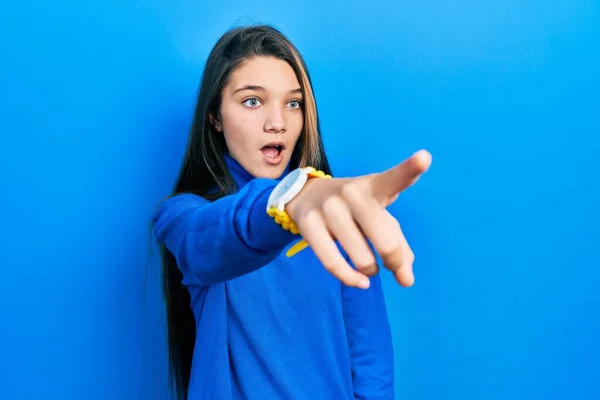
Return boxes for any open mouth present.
[261,142,285,159]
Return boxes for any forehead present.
[227,56,300,92]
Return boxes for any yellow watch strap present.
[267,167,332,257]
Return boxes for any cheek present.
[221,108,258,145]
[290,112,304,138]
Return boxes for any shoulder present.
[159,192,208,207]
[153,192,209,215]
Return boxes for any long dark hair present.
[154,24,332,399]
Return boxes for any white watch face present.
[267,168,306,209]
[271,168,301,199]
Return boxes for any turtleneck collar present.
[224,152,291,189]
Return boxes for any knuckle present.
[322,260,342,274]
[322,195,344,215]
[322,262,334,272]
[378,242,402,259]
[353,256,377,272]
[340,182,363,203]
[318,252,341,271]
[322,199,350,226]
[302,208,321,226]
[356,264,378,276]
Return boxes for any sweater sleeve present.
[342,255,395,399]
[151,178,298,286]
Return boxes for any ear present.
[208,112,223,132]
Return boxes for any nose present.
[264,104,286,133]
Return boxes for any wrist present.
[266,167,331,235]
[285,177,317,222]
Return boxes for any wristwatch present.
[267,167,320,213]
[266,166,331,256]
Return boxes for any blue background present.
[1,1,598,399]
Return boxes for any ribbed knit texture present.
[152,153,395,399]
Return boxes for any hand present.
[285,150,432,289]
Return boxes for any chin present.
[249,160,286,179]
[245,153,291,179]
[259,166,286,179]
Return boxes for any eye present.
[242,97,262,108]
[288,99,303,109]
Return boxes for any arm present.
[152,178,298,285]
[342,263,395,399]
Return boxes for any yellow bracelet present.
[267,167,332,257]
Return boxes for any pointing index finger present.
[372,150,432,205]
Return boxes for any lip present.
[261,142,286,166]
[261,141,286,150]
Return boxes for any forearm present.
[152,178,297,285]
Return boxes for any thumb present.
[371,149,432,206]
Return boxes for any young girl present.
[152,24,431,400]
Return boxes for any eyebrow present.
[232,85,303,95]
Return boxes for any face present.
[211,56,304,179]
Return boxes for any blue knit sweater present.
[152,154,394,399]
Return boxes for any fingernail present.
[358,277,370,289]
